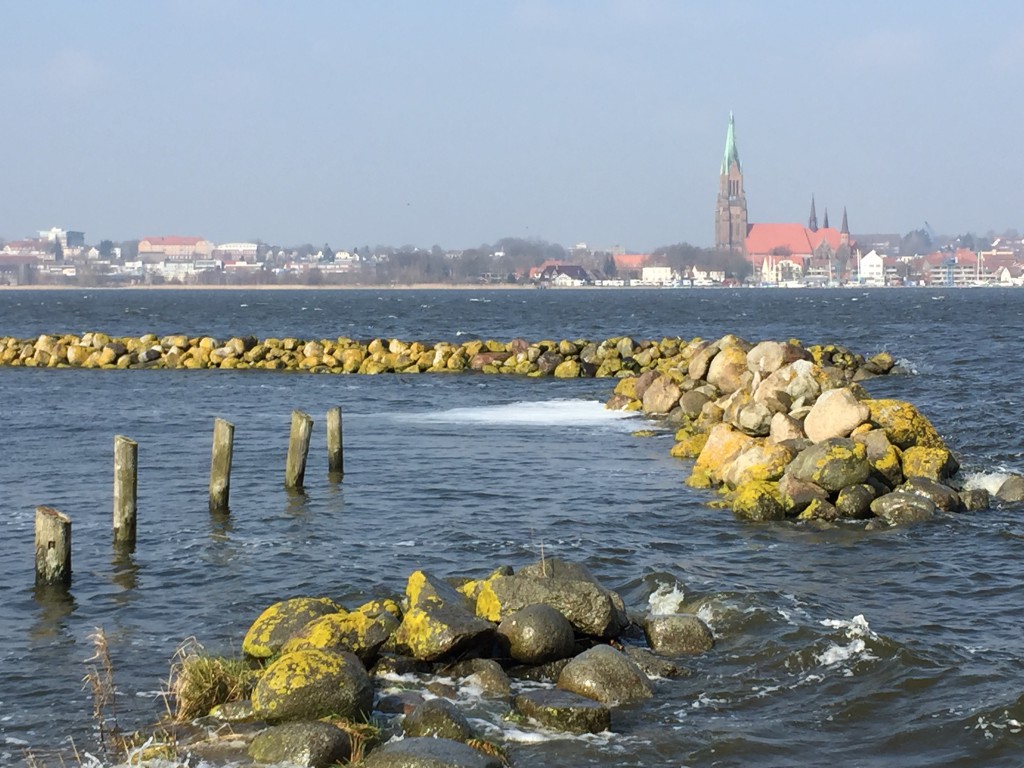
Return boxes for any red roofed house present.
[138,236,213,261]
[714,114,854,284]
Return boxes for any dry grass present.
[82,627,126,759]
[166,638,257,722]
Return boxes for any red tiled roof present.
[745,223,813,256]
[613,253,649,270]
[141,236,204,246]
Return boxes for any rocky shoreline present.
[13,330,1024,765]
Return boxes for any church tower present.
[715,113,748,250]
[808,196,818,232]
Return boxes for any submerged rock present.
[248,721,351,767]
[643,614,715,656]
[402,698,475,742]
[557,644,653,705]
[363,737,504,768]
[514,689,611,734]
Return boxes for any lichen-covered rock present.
[251,649,372,722]
[803,387,870,443]
[865,399,946,450]
[779,474,830,515]
[558,644,653,705]
[242,597,341,659]
[720,441,795,489]
[553,359,581,378]
[467,561,627,638]
[786,438,871,493]
[729,480,787,521]
[514,689,611,734]
[497,604,576,664]
[835,484,877,519]
[643,614,715,656]
[706,344,750,394]
[870,491,936,525]
[280,607,399,664]
[901,445,959,483]
[392,602,494,662]
[402,698,475,742]
[363,737,504,768]
[960,488,990,511]
[248,721,351,767]
[689,423,755,488]
[855,429,904,488]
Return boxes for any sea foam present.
[401,399,641,427]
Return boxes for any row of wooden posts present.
[34,407,344,589]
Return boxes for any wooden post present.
[113,435,138,547]
[285,410,314,489]
[35,506,71,587]
[209,418,235,512]
[327,406,344,478]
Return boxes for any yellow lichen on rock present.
[865,399,946,450]
[242,597,341,659]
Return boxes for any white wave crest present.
[817,614,878,670]
[400,399,641,427]
[961,471,1013,495]
[648,582,686,615]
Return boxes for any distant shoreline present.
[0,283,544,292]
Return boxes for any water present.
[1,287,1023,767]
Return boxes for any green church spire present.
[721,112,741,175]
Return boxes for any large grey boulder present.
[996,475,1024,503]
[514,689,611,734]
[870,491,936,525]
[900,477,961,512]
[497,604,576,664]
[835,484,877,519]
[248,721,351,767]
[363,737,504,768]
[557,645,653,705]
[786,438,872,492]
[643,614,715,656]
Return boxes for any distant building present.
[713,114,854,284]
[213,242,259,261]
[138,236,213,261]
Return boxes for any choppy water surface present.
[2,288,1024,767]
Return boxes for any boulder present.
[729,480,787,522]
[803,387,869,443]
[779,474,830,515]
[960,488,990,511]
[553,359,581,378]
[690,424,755,487]
[679,390,711,418]
[770,412,806,442]
[687,342,719,381]
[402,698,475,742]
[863,350,896,375]
[854,429,904,488]
[446,658,512,698]
[557,645,653,705]
[470,561,627,638]
[870,491,936,525]
[834,484,877,519]
[242,597,341,659]
[535,351,564,375]
[720,441,795,488]
[996,475,1024,503]
[865,399,946,450]
[496,604,576,664]
[392,602,494,662]
[755,360,821,406]
[363,738,504,768]
[706,345,750,394]
[786,438,871,493]
[642,375,682,415]
[280,607,400,664]
[620,645,685,679]
[901,445,959,483]
[248,721,351,768]
[735,402,774,437]
[251,649,372,722]
[643,614,715,656]
[900,477,961,512]
[514,689,611,734]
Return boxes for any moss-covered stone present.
[242,597,341,659]
[729,480,787,521]
[251,649,372,722]
[865,398,946,450]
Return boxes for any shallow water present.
[1,287,1023,767]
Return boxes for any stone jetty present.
[175,558,710,767]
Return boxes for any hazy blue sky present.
[3,1,1021,250]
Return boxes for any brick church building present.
[715,114,854,285]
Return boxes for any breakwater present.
[0,331,881,378]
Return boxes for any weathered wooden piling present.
[209,418,235,512]
[327,406,344,478]
[113,435,138,546]
[285,410,314,489]
[35,506,72,587]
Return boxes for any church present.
[715,114,854,285]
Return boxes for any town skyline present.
[3,2,1022,251]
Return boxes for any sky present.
[3,1,1022,251]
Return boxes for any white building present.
[857,250,885,286]
[640,266,678,286]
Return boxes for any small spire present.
[841,206,849,234]
[808,196,818,232]
[823,209,830,230]
[721,112,741,175]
